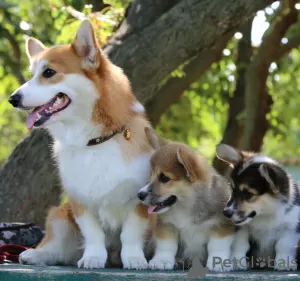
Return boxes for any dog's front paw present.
[19,248,60,266]
[121,248,147,269]
[149,254,175,270]
[19,249,45,265]
[77,249,107,269]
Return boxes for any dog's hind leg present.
[19,202,82,266]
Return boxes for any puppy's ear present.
[258,164,288,195]
[145,127,168,149]
[72,20,101,69]
[26,38,46,59]
[176,147,208,183]
[216,143,243,167]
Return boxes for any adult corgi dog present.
[216,143,300,270]
[137,128,235,272]
[9,20,154,269]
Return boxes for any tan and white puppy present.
[9,20,154,269]
[137,128,235,272]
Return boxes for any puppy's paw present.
[121,248,147,270]
[77,249,107,269]
[149,255,175,270]
[122,256,148,270]
[19,249,52,265]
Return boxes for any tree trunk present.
[0,0,277,226]
[0,130,60,226]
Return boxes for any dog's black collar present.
[87,126,130,146]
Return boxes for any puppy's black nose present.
[9,93,22,107]
[137,191,148,201]
[223,207,233,218]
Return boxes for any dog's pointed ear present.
[26,38,46,59]
[176,147,208,183]
[216,143,243,167]
[145,127,168,149]
[72,20,101,69]
[258,164,285,195]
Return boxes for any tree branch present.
[241,0,298,150]
[109,0,181,43]
[105,0,277,105]
[146,31,234,126]
[275,34,300,60]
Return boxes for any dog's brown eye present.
[42,68,56,78]
[159,173,170,183]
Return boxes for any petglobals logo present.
[212,256,298,270]
[186,256,298,277]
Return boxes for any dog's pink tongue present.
[148,205,157,214]
[26,111,38,129]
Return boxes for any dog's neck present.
[46,118,105,147]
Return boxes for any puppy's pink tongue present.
[26,111,38,129]
[148,205,157,214]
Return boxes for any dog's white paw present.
[77,249,107,269]
[19,249,50,265]
[121,248,147,269]
[77,256,106,269]
[149,255,175,270]
[122,256,148,270]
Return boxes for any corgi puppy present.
[137,128,235,272]
[9,20,154,269]
[216,143,300,270]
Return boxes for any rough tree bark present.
[0,130,61,226]
[146,31,234,126]
[0,0,277,226]
[106,0,277,103]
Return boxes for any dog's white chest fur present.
[250,206,300,253]
[54,139,151,227]
[163,206,217,258]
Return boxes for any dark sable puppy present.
[216,143,300,271]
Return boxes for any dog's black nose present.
[137,191,148,201]
[9,93,22,107]
[223,207,233,218]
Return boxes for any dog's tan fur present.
[37,202,79,249]
[139,128,234,271]
[15,21,155,269]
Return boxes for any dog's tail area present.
[19,202,82,266]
